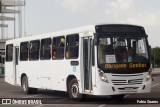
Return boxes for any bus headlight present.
[146,74,151,81]
[98,69,109,82]
[146,68,152,81]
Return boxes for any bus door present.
[13,46,19,85]
[82,37,93,92]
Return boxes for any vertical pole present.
[2,14,5,39]
[0,1,2,39]
[6,27,8,39]
[20,5,22,37]
[24,0,26,37]
[1,9,5,39]
[18,0,22,38]
[14,0,16,38]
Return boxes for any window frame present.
[40,38,52,60]
[20,41,29,61]
[52,36,65,60]
[65,34,79,59]
[6,44,13,62]
[29,40,40,61]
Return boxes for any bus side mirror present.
[93,35,98,45]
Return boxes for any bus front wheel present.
[22,76,37,94]
[68,79,82,100]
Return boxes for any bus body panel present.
[18,57,81,92]
[5,62,14,85]
[19,60,42,88]
[49,59,80,91]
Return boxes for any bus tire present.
[30,88,38,94]
[68,79,82,100]
[22,76,38,94]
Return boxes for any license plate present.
[125,87,134,90]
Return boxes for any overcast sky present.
[2,0,160,47]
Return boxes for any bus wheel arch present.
[66,75,77,92]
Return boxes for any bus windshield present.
[98,36,149,64]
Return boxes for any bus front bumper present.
[93,79,151,95]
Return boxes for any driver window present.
[98,38,115,63]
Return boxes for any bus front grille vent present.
[111,79,143,85]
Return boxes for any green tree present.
[151,47,160,67]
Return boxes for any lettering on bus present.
[105,63,147,69]
[105,63,126,69]
[129,63,147,68]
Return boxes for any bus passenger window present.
[20,42,29,61]
[40,38,51,60]
[52,36,65,60]
[29,40,40,60]
[6,44,13,62]
[66,34,79,59]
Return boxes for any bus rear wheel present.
[22,76,38,94]
[68,79,82,100]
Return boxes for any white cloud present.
[105,0,160,27]
[55,0,160,27]
[126,12,160,26]
[55,0,93,12]
[106,0,134,15]
[104,0,160,47]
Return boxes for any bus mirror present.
[93,35,98,45]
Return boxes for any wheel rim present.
[71,83,79,98]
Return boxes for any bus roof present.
[6,24,145,44]
[6,24,97,44]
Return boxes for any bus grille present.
[111,79,143,85]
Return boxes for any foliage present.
[151,47,160,67]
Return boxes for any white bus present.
[5,24,152,99]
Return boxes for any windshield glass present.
[98,36,149,64]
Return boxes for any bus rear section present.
[5,43,20,86]
[92,24,152,97]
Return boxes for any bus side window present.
[29,40,40,60]
[40,38,51,60]
[20,42,29,61]
[52,36,65,60]
[66,34,79,59]
[6,44,13,62]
